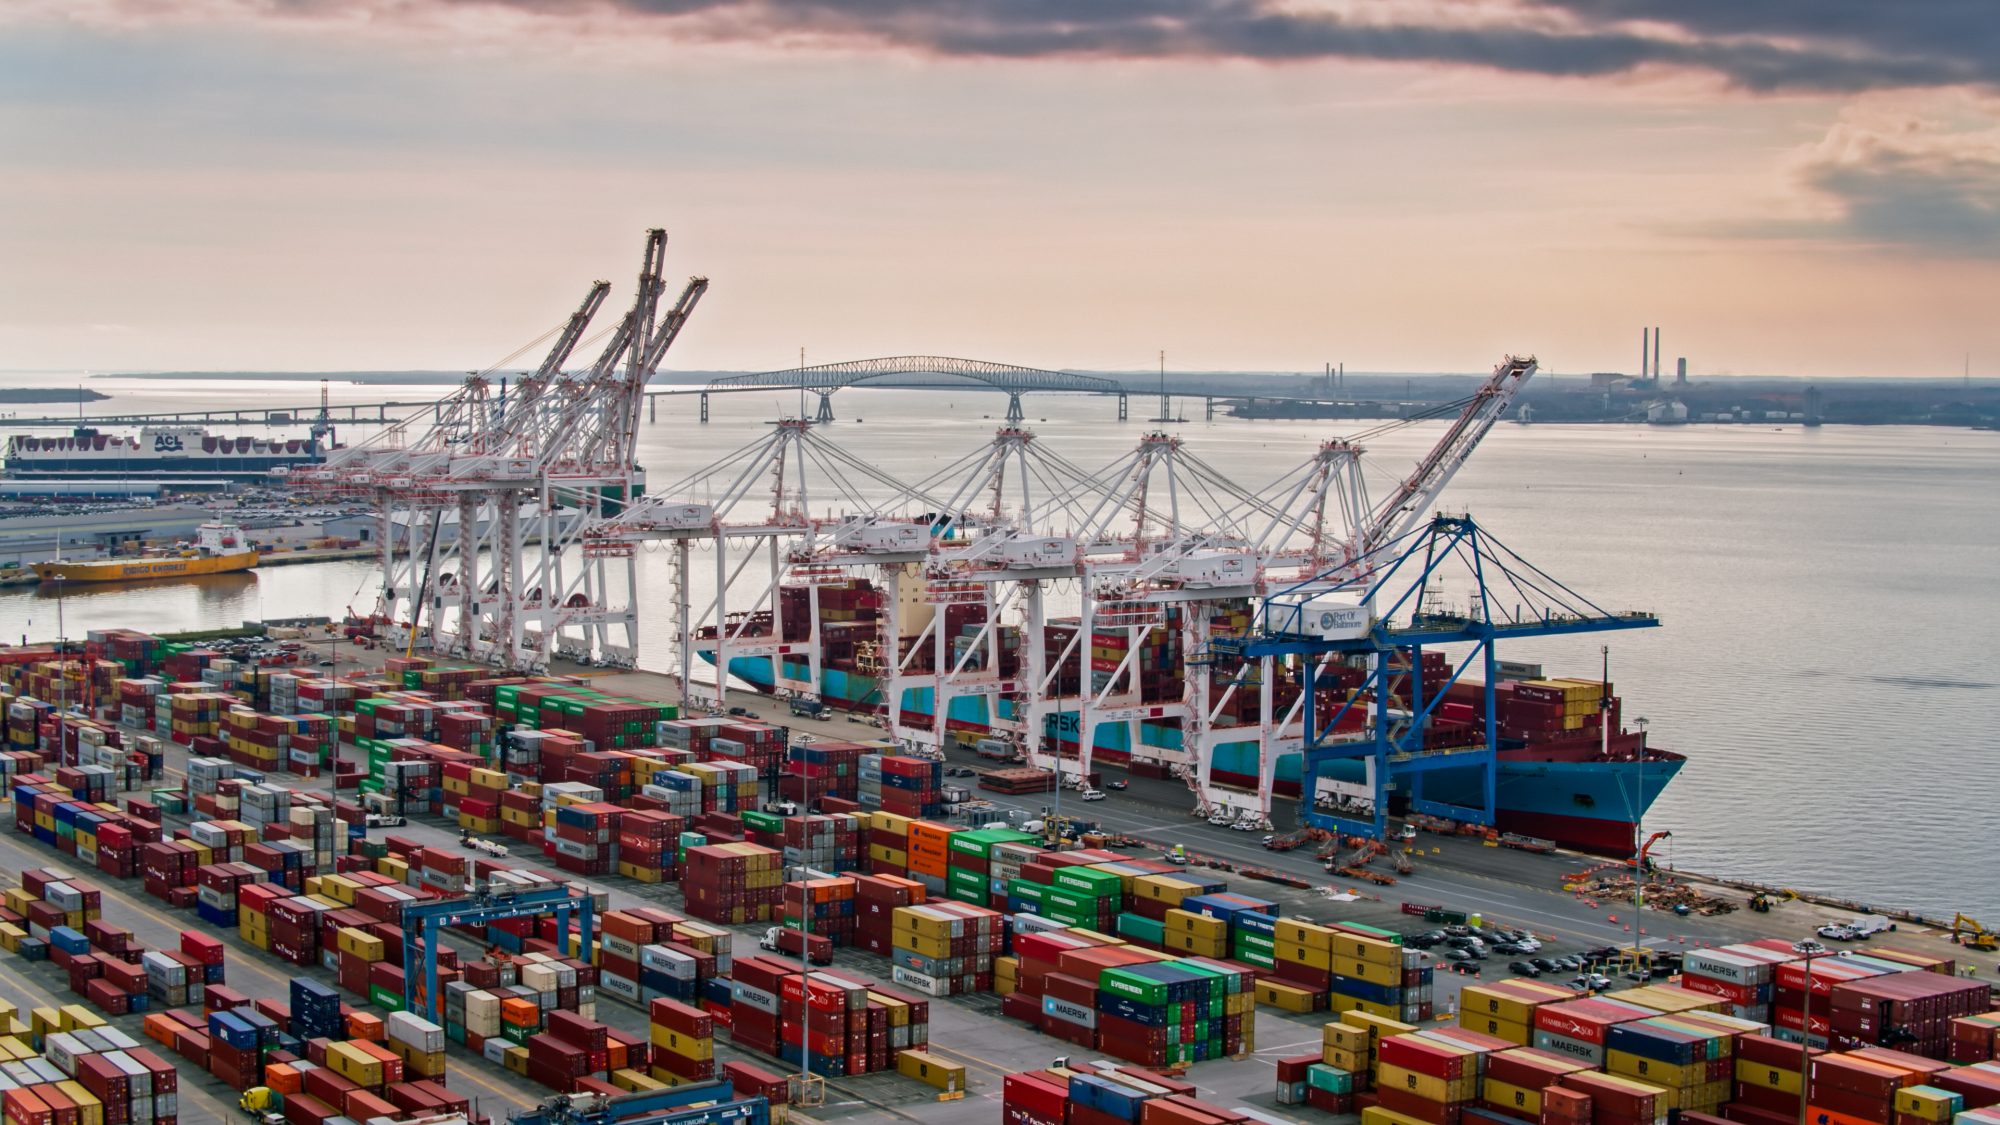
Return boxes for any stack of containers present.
[383,1011,449,1083]
[544,799,620,877]
[1039,863,1124,930]
[1682,943,1797,1022]
[682,843,782,925]
[613,809,683,884]
[1950,1013,2000,1063]
[781,815,860,873]
[890,902,1003,997]
[903,820,954,898]
[648,997,715,1086]
[1806,1052,1938,1125]
[1264,917,1338,1012]
[783,878,857,947]
[852,872,926,956]
[1775,957,1894,1046]
[1095,957,1254,1067]
[1828,972,1992,1056]
[1460,979,1579,1045]
[1732,1033,1822,1121]
[865,811,911,875]
[290,978,344,1040]
[1478,1045,1594,1121]
[1603,1016,1737,1113]
[1371,1032,1482,1125]
[1556,1070,1668,1125]
[875,756,944,818]
[1327,924,1432,1025]
[639,770,702,820]
[1532,996,1658,1066]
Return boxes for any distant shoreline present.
[0,388,110,403]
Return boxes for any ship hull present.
[34,552,260,583]
[716,653,1682,854]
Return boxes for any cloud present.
[27,0,2000,95]
[1795,121,2000,255]
[1706,98,2000,256]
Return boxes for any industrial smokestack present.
[1653,328,1661,382]
[1641,328,1649,378]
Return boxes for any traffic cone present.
[1607,914,1618,923]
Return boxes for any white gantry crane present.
[300,228,706,672]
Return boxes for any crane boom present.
[535,281,611,379]
[1359,355,1535,557]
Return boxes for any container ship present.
[4,425,329,480]
[34,522,260,583]
[700,575,1683,855]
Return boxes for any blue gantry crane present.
[1221,513,1658,839]
[401,882,595,1024]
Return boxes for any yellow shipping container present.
[650,1027,714,1061]
[1276,918,1337,950]
[1255,980,1319,1012]
[1327,993,1400,1021]
[337,926,386,961]
[1323,1045,1368,1072]
[1163,931,1228,957]
[1164,908,1229,940]
[1331,954,1401,988]
[1332,933,1402,967]
[1457,1014,1533,1045]
[1274,942,1333,971]
[612,1068,667,1093]
[1324,1022,1371,1052]
[892,930,952,961]
[1607,1050,1706,1088]
[57,1082,103,1125]
[866,992,912,1026]
[1132,873,1204,904]
[1482,1079,1544,1116]
[58,1005,104,1032]
[501,1045,531,1075]
[327,1040,385,1087]
[1342,1010,1418,1045]
[869,844,908,867]
[1734,1060,1803,1095]
[898,1050,966,1093]
[1897,1088,1960,1120]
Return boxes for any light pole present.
[1793,940,1823,1125]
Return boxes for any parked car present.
[1509,961,1542,977]
[1441,948,1473,962]
[1080,789,1107,802]
[1530,957,1562,973]
[1817,924,1859,942]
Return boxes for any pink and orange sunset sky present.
[4,1,1999,379]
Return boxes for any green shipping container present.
[1051,866,1123,899]
[1308,1064,1355,1094]
[1008,880,1046,905]
[1337,922,1403,945]
[369,985,405,1011]
[1099,967,1170,1006]
[1116,913,1165,945]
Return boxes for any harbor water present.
[0,374,1995,917]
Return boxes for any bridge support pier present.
[1117,392,1127,421]
[1206,397,1215,421]
[815,392,835,424]
[649,396,656,423]
[1005,392,1025,424]
[699,392,709,423]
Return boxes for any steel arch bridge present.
[706,355,1126,422]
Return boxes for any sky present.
[2,1,1999,379]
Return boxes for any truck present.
[788,698,828,719]
[758,926,834,965]
[974,738,1020,762]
